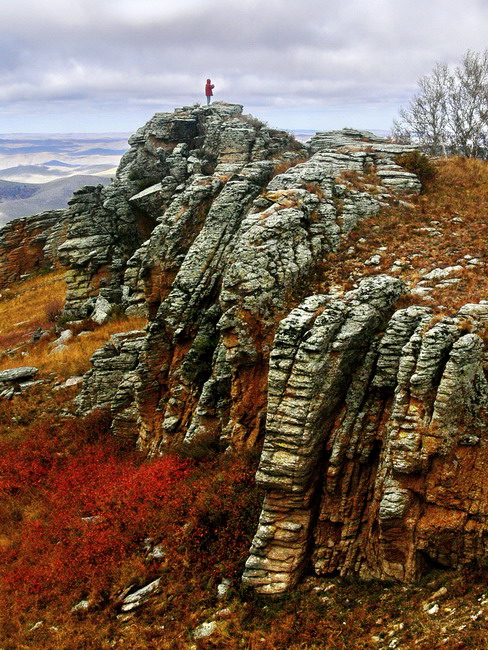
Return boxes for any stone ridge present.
[60,107,486,591]
[74,107,419,453]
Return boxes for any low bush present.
[0,407,262,626]
[44,299,64,323]
[396,150,437,189]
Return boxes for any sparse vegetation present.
[310,156,488,313]
[0,270,146,378]
[272,155,308,177]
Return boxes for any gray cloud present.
[1,0,487,131]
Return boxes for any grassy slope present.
[0,158,487,649]
[311,157,488,312]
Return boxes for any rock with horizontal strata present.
[0,209,68,288]
[0,367,38,382]
[242,288,488,593]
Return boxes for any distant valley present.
[0,133,129,225]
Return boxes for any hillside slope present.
[0,104,486,648]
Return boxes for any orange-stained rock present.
[0,209,67,288]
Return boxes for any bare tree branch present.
[392,50,488,158]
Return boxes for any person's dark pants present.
[206,96,211,105]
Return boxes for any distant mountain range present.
[0,133,128,225]
[0,175,112,225]
[0,129,389,225]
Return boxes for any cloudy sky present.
[1,0,487,134]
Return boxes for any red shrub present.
[0,407,261,614]
[1,446,190,604]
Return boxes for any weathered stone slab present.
[0,367,38,383]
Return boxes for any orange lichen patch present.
[416,506,468,535]
[262,189,305,210]
[229,362,269,448]
[0,219,59,289]
[89,264,112,294]
[426,445,487,515]
[221,330,240,350]
[147,135,176,152]
[144,267,178,318]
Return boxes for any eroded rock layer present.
[0,209,68,288]
[70,106,486,590]
[242,295,487,593]
[75,106,420,449]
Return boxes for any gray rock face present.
[75,330,145,442]
[0,366,40,399]
[0,367,38,382]
[242,294,488,593]
[58,103,302,320]
[76,107,405,448]
[309,128,421,194]
[71,108,487,592]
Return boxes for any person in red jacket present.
[205,78,214,105]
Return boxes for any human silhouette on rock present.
[205,78,214,105]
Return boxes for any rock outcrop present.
[0,209,68,288]
[75,106,421,450]
[242,294,488,592]
[58,103,303,320]
[46,106,488,591]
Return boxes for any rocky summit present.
[2,103,486,598]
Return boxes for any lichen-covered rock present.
[70,107,487,592]
[59,103,302,321]
[242,291,488,593]
[0,366,38,383]
[75,330,145,441]
[74,109,425,451]
[309,128,421,194]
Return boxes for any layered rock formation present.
[0,209,68,288]
[58,103,303,320]
[29,104,486,591]
[74,106,420,449]
[242,289,488,592]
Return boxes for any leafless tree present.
[447,50,488,157]
[392,50,488,158]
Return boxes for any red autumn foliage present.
[0,409,261,614]
[1,448,190,605]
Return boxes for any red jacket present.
[205,79,214,97]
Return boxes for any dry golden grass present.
[310,157,488,314]
[0,269,66,346]
[0,316,147,379]
[0,269,146,380]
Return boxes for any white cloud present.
[1,0,487,132]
